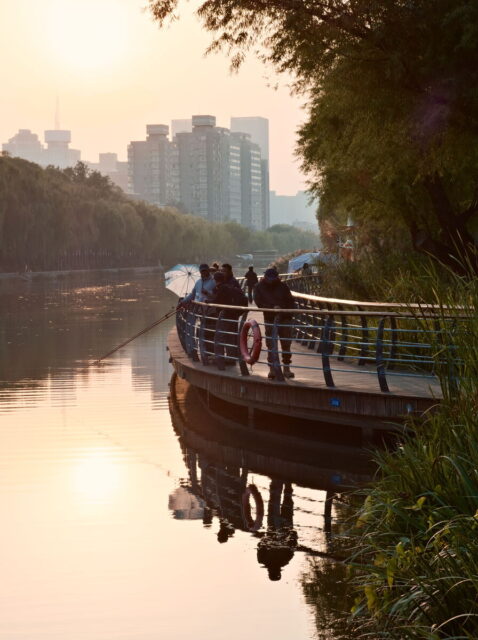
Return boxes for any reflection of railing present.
[176,276,466,393]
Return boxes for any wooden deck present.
[246,309,442,400]
[168,323,442,440]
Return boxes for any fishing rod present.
[94,306,177,365]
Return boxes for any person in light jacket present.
[179,263,216,306]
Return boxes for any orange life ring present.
[242,484,264,532]
[240,319,262,365]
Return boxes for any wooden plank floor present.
[206,309,443,401]
[247,349,442,399]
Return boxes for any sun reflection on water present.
[71,449,122,504]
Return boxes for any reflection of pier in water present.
[168,375,374,580]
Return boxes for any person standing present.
[208,271,247,363]
[244,265,258,303]
[179,263,216,306]
[221,263,241,289]
[301,262,312,276]
[254,268,296,379]
[178,264,216,360]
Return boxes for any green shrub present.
[350,270,478,639]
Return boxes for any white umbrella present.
[165,264,200,297]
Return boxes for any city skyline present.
[127,116,268,229]
[0,0,307,196]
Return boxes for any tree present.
[0,156,321,272]
[149,0,478,273]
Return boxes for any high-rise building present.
[2,128,80,168]
[171,119,192,138]
[2,129,44,165]
[127,115,267,228]
[230,117,270,228]
[230,117,269,159]
[44,130,81,168]
[175,115,242,223]
[231,132,263,229]
[127,125,178,206]
[269,190,318,228]
[87,153,129,192]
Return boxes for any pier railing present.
[175,278,466,392]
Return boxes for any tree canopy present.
[149,0,478,272]
[0,156,319,272]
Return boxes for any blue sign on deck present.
[330,397,341,408]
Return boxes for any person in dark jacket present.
[301,262,313,276]
[221,263,241,289]
[244,265,258,303]
[208,271,247,363]
[254,268,295,379]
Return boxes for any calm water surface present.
[0,273,352,640]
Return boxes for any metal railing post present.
[376,317,390,393]
[214,310,226,371]
[237,311,250,376]
[389,316,398,370]
[184,305,198,361]
[357,306,369,366]
[198,308,210,365]
[270,314,285,382]
[309,303,320,350]
[321,315,335,387]
[176,308,187,351]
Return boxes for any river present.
[0,271,358,640]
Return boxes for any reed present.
[349,267,478,639]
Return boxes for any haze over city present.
[0,0,307,195]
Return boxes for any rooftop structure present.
[2,128,80,169]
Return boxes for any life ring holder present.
[239,319,262,365]
[242,484,264,532]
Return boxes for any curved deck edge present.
[167,328,439,435]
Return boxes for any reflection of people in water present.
[168,485,205,520]
[199,457,248,534]
[257,479,298,581]
[217,518,235,543]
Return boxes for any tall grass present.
[317,253,454,303]
[350,269,478,639]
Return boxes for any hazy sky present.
[0,0,307,195]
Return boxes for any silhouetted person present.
[254,268,296,379]
[257,479,297,581]
[217,519,235,543]
[244,265,258,303]
[301,262,312,276]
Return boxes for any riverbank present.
[328,260,478,639]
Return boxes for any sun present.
[71,448,122,503]
[44,0,130,74]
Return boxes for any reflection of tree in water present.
[0,272,173,385]
[300,496,359,639]
[301,558,353,640]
